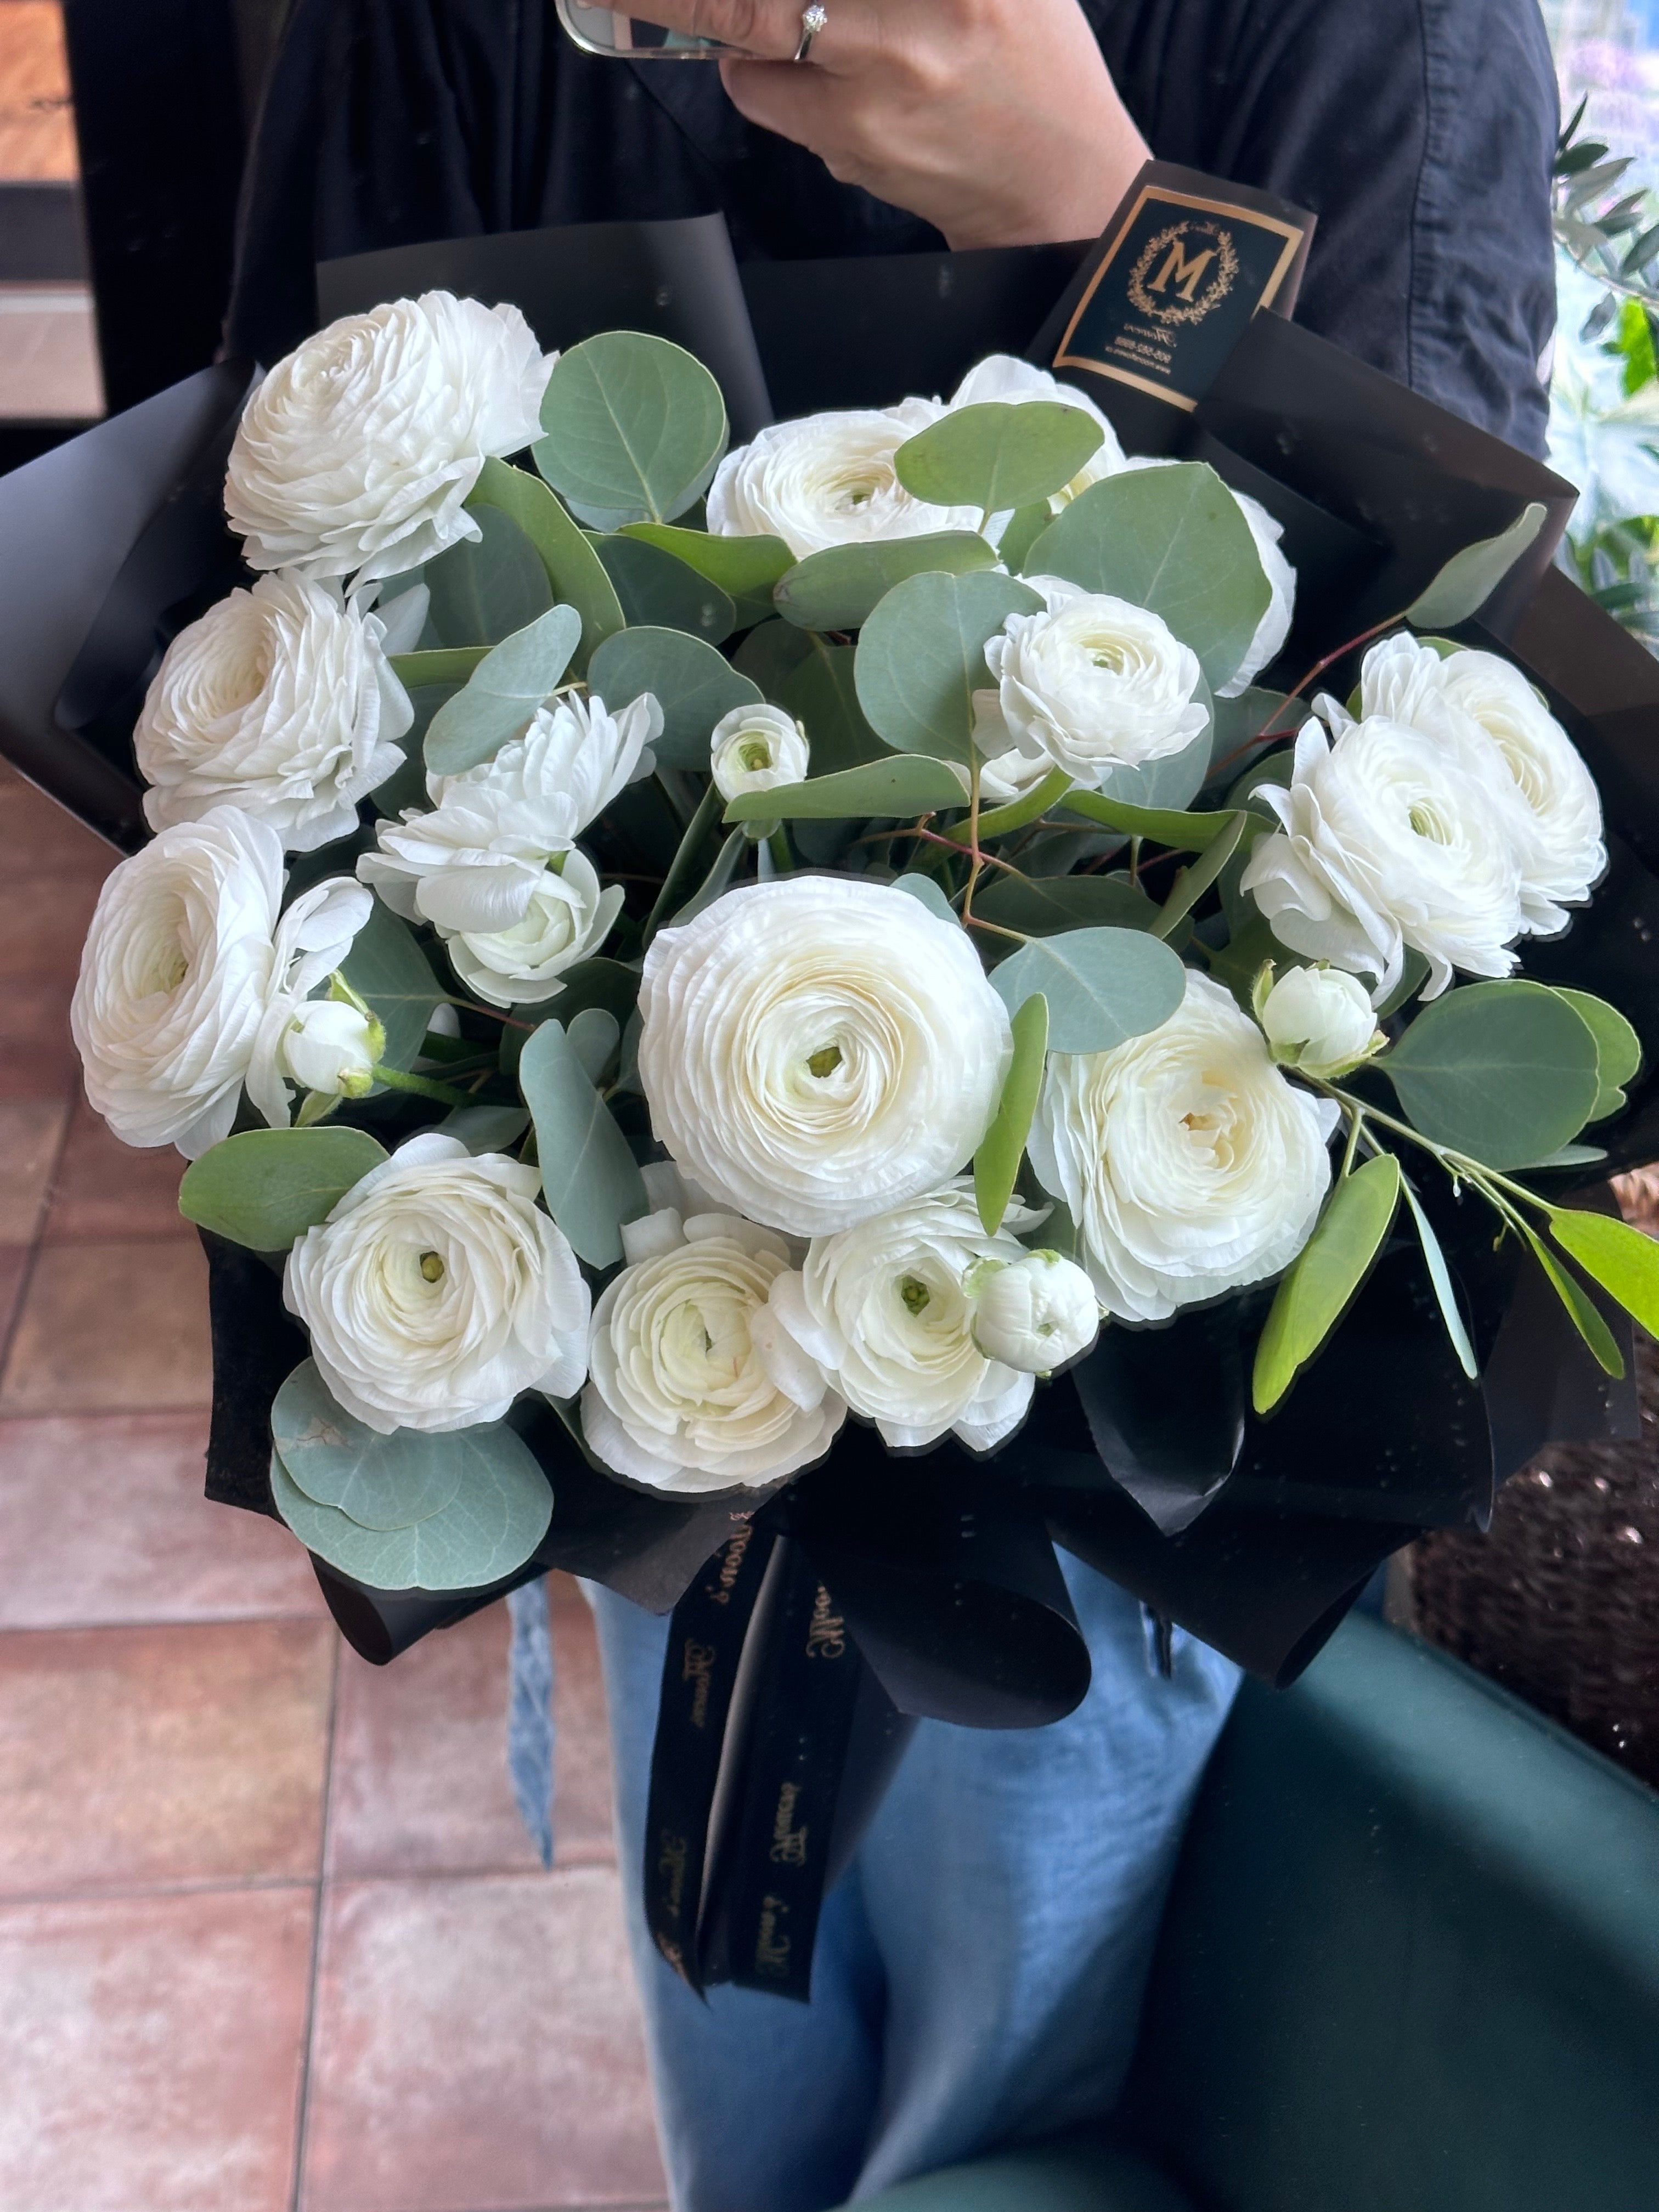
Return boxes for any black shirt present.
[227,0,1558,453]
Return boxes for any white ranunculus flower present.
[1255,963,1381,1080]
[947,355,1126,512]
[244,878,375,1128]
[984,576,1209,786]
[71,809,366,1158]
[1239,715,1528,1002]
[637,877,1012,1237]
[1029,970,1338,1324]
[584,1210,844,1494]
[225,293,556,585]
[763,1182,1039,1452]
[134,574,413,853]
[1111,458,1295,696]
[966,1248,1101,1373]
[709,704,810,804]
[275,996,382,1101]
[441,848,621,1009]
[285,1131,589,1434]
[706,397,981,560]
[1356,634,1606,935]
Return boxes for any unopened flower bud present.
[967,1249,1099,1374]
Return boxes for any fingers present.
[625,0,805,60]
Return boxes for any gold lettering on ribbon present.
[805,1585,847,1661]
[682,1638,716,1730]
[702,1523,753,1607]
[657,1829,689,1921]
[769,1780,809,1867]
[1126,220,1239,329]
[1149,236,1216,302]
[755,1893,792,1977]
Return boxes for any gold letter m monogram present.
[1149,238,1217,303]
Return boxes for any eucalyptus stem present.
[1313,1080,1556,1218]
[371,1064,477,1108]
[1339,1103,1365,1181]
[960,751,988,928]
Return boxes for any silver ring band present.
[793,4,827,61]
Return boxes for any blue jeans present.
[589,1555,1239,2212]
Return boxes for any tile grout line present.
[0,1091,77,1395]
[290,1628,342,2212]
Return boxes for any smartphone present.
[555,2,734,57]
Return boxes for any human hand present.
[622,0,1149,250]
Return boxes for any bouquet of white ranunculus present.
[50,272,1659,1998]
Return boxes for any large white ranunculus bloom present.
[359,697,651,1005]
[709,703,810,805]
[706,397,980,559]
[1255,963,1381,1080]
[637,878,1012,1237]
[134,574,413,852]
[1239,715,1528,1001]
[71,808,365,1157]
[225,293,556,585]
[947,355,1126,510]
[984,576,1209,785]
[1356,634,1606,935]
[763,1182,1040,1452]
[285,1132,589,1434]
[583,1209,844,1494]
[1029,970,1338,1324]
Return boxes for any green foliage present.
[433,1104,532,1154]
[1000,502,1056,574]
[1023,464,1271,692]
[1547,988,1643,1121]
[391,646,489,690]
[1150,810,1248,940]
[424,506,554,647]
[1549,1206,1659,1338]
[1400,1179,1479,1381]
[1404,504,1547,630]
[890,873,958,926]
[734,622,885,775]
[989,927,1186,1054]
[273,1358,461,1525]
[340,902,448,1072]
[518,1018,647,1267]
[534,331,727,529]
[1563,513,1659,647]
[588,624,763,771]
[974,992,1048,1234]
[617,523,794,622]
[893,402,1104,514]
[1252,1153,1401,1413]
[593,534,736,643]
[566,1006,622,1086]
[724,755,966,822]
[1060,787,1242,850]
[500,958,640,1078]
[855,571,1043,763]
[179,1127,388,1250]
[1553,101,1659,347]
[423,605,583,777]
[1602,296,1659,397]
[1094,708,1214,815]
[1515,1216,1625,1378]
[1381,980,1602,1170]
[774,533,997,631]
[468,456,625,672]
[974,870,1160,936]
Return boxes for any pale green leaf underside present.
[425,603,583,777]
[989,927,1185,1054]
[854,569,1044,763]
[270,1433,552,1592]
[1548,1206,1659,1339]
[179,1127,388,1252]
[273,1358,461,1528]
[518,1017,647,1268]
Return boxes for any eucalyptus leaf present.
[341,900,448,1071]
[424,505,554,647]
[434,1104,532,1155]
[618,523,794,619]
[1000,502,1057,575]
[269,1434,552,1592]
[534,331,727,528]
[1405,503,1548,629]
[588,625,762,771]
[974,871,1160,936]
[670,826,749,929]
[594,534,736,643]
[1516,1217,1624,1378]
[1095,707,1214,815]
[774,533,997,632]
[724,755,966,822]
[1060,787,1242,850]
[893,403,1104,514]
[855,571,1044,762]
[1375,947,1432,1021]
[273,1359,462,1527]
[1204,688,1294,789]
[975,993,1049,1235]
[1150,810,1249,939]
[424,605,583,777]
[1023,465,1271,692]
[375,685,456,817]
[989,927,1186,1054]
[1530,1145,1609,1168]
[468,455,625,670]
[519,1018,647,1267]
[890,873,959,926]
[1252,1153,1402,1413]
[735,622,886,775]
[1382,980,1602,1170]
[1401,1178,1479,1381]
[391,646,490,690]
[1546,988,1642,1121]
[567,1005,622,1086]
[1548,1206,1659,1337]
[178,1127,388,1251]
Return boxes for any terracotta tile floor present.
[0,758,667,2208]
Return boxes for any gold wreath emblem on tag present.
[1127,220,1240,328]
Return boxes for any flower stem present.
[1339,1102,1365,1181]
[370,1065,477,1108]
[960,751,987,929]
[766,826,793,877]
[1207,609,1418,785]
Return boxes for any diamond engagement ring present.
[793,4,827,62]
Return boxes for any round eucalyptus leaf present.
[989,927,1186,1054]
[594,534,736,643]
[273,1359,462,1529]
[424,604,584,777]
[1383,979,1602,1170]
[588,625,761,770]
[618,524,793,619]
[179,1126,390,1252]
[433,1104,533,1155]
[534,332,728,529]
[773,533,997,632]
[341,900,448,1073]
[424,506,554,647]
[1023,464,1270,693]
[975,871,1160,937]
[855,570,1044,763]
[893,402,1104,514]
[269,1424,553,1592]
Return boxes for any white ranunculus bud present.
[277,996,382,1100]
[763,1182,1040,1452]
[583,1210,844,1494]
[1255,963,1381,1079]
[1239,715,1529,1003]
[1029,970,1338,1324]
[284,1132,589,1434]
[225,293,556,585]
[1357,634,1606,935]
[966,1249,1101,1374]
[947,356,1126,514]
[984,577,1209,787]
[637,878,1012,1237]
[134,574,413,853]
[71,809,369,1158]
[709,704,810,804]
[706,397,981,560]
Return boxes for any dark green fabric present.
[1127,1615,1659,2212]
[853,2131,1198,2212]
